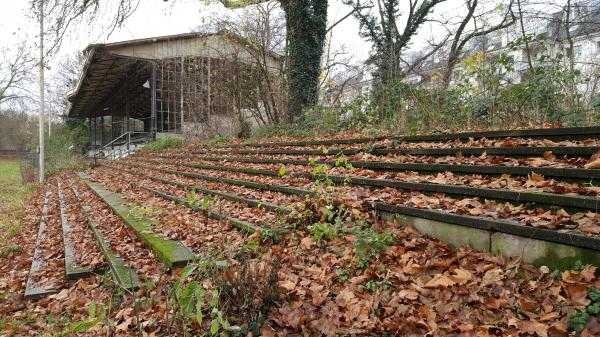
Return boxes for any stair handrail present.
[90,132,151,160]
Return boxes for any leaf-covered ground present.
[1,129,600,336]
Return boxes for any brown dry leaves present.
[266,224,600,336]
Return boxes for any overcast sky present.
[0,1,376,68]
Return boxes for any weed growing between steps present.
[147,137,184,151]
[163,247,280,336]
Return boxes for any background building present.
[66,30,285,148]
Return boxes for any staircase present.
[87,132,151,160]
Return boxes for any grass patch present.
[147,137,184,151]
[0,160,37,247]
[0,245,21,258]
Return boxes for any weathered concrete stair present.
[77,172,194,270]
[70,181,140,291]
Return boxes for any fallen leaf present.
[449,268,472,285]
[584,158,600,169]
[540,311,560,322]
[397,289,419,300]
[519,319,548,337]
[424,274,456,288]
[481,268,503,287]
[564,284,590,307]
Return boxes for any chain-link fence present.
[16,149,37,184]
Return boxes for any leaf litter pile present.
[1,128,600,336]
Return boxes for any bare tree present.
[220,0,329,120]
[47,52,86,116]
[29,0,140,57]
[343,0,447,85]
[0,44,33,106]
[440,0,516,89]
[319,33,365,107]
[28,0,138,181]
[196,2,288,125]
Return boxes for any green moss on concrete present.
[66,265,95,281]
[78,173,194,270]
[491,232,600,270]
[382,209,600,270]
[381,211,491,251]
[83,207,140,290]
[106,251,140,289]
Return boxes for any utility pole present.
[48,105,51,137]
[38,0,45,183]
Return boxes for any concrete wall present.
[183,114,242,140]
[380,211,600,270]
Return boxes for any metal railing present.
[90,132,152,161]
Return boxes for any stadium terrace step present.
[24,190,60,299]
[192,146,600,158]
[172,155,600,181]
[373,202,600,269]
[77,172,194,270]
[70,182,140,290]
[113,166,291,214]
[210,126,600,148]
[144,158,600,212]
[125,162,316,197]
[143,187,260,234]
[57,181,100,281]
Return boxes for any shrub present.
[29,122,89,177]
[146,137,184,151]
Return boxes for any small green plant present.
[169,261,240,336]
[573,260,585,271]
[311,163,329,177]
[147,137,184,151]
[260,224,283,243]
[308,222,336,243]
[364,280,381,293]
[354,227,395,269]
[363,280,392,293]
[64,302,101,333]
[0,245,21,258]
[242,240,259,252]
[184,190,198,204]
[206,135,230,145]
[278,166,287,177]
[198,197,213,210]
[308,158,335,187]
[337,271,350,284]
[568,287,600,332]
[334,153,353,170]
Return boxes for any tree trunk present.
[282,0,328,122]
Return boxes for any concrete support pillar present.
[151,62,157,139]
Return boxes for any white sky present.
[0,1,375,68]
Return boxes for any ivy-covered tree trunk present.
[281,0,328,121]
[221,0,328,122]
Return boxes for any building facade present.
[66,31,285,146]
